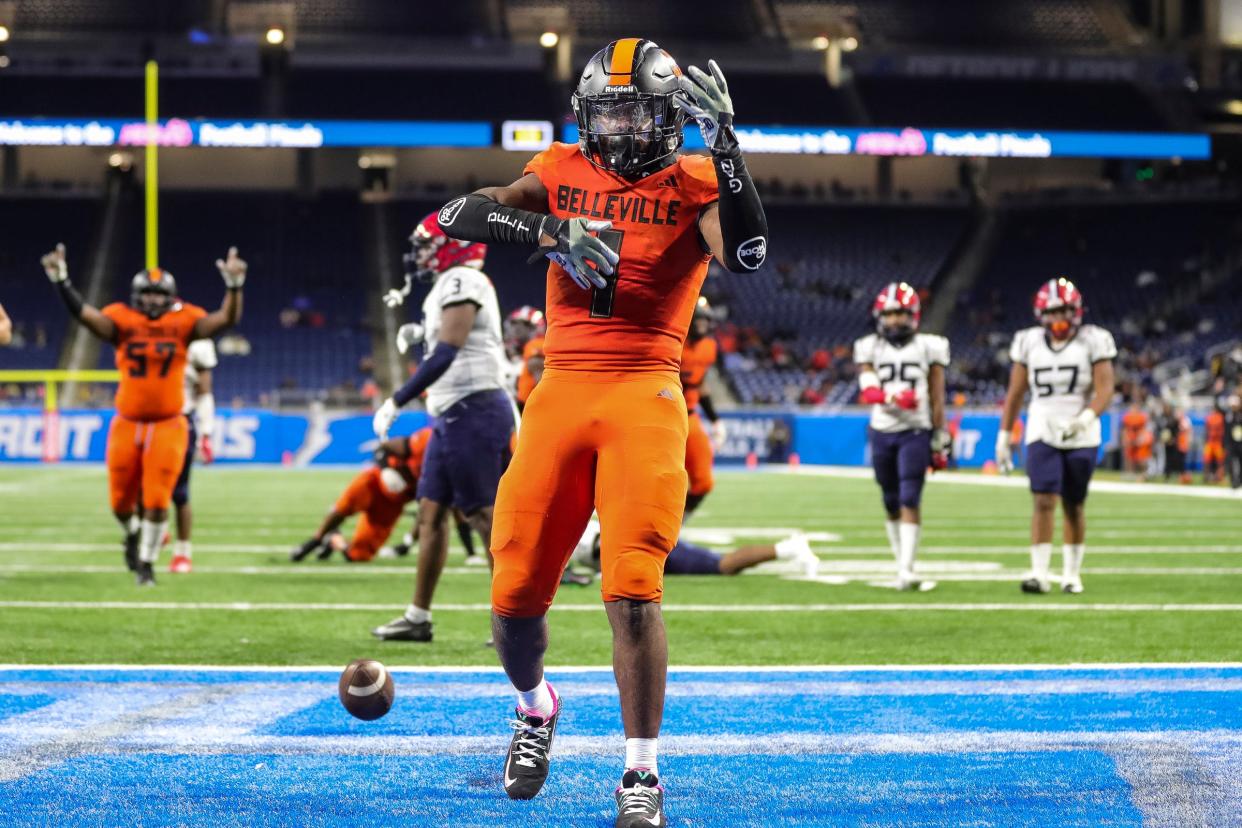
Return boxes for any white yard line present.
[2,662,1238,673]
[1,600,1241,612]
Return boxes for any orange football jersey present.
[524,142,720,372]
[103,302,207,421]
[680,335,718,412]
[516,336,545,404]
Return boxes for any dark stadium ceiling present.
[0,0,1164,78]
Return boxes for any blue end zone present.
[1,666,1239,827]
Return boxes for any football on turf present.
[338,659,395,720]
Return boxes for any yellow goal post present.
[0,369,120,462]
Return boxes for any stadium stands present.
[0,196,99,371]
[93,192,374,406]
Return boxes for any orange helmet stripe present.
[607,37,641,86]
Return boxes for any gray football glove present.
[675,59,737,154]
[528,217,617,290]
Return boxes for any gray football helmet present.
[571,38,688,177]
[131,268,178,319]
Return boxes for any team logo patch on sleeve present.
[736,236,767,271]
[438,197,467,227]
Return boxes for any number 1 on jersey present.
[589,228,625,319]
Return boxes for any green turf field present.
[1,465,1239,666]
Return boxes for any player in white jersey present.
[371,212,516,641]
[853,282,951,590]
[997,278,1116,595]
[167,337,217,573]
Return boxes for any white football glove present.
[41,243,68,283]
[395,323,425,355]
[215,246,247,289]
[384,275,414,309]
[1059,409,1097,443]
[378,467,408,496]
[995,430,1014,474]
[372,398,398,441]
[710,419,728,450]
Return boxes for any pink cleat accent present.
[169,554,192,574]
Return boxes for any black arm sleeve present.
[437,193,560,247]
[56,279,85,319]
[698,393,719,423]
[708,118,768,273]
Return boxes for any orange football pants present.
[107,414,189,514]
[334,468,408,562]
[685,411,715,497]
[1204,441,1225,467]
[490,369,688,617]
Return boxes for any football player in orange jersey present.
[291,428,432,563]
[43,243,245,586]
[1204,407,1226,483]
[432,39,767,825]
[681,297,726,521]
[506,305,546,412]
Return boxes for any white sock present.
[625,738,659,775]
[898,522,920,575]
[516,678,555,718]
[1030,543,1053,581]
[884,520,901,562]
[403,604,431,624]
[120,514,139,535]
[174,540,192,560]
[139,519,167,564]
[1063,543,1085,580]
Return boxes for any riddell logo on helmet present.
[736,236,767,271]
[438,197,467,227]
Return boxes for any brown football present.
[338,659,395,721]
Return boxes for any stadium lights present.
[811,35,829,50]
[0,24,9,42]
[841,36,859,51]
[0,56,9,69]
[539,31,559,48]
[264,26,285,46]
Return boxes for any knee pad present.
[603,549,664,603]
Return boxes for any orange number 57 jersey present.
[102,302,207,421]
[524,142,720,374]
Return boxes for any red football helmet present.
[507,305,547,335]
[405,212,487,283]
[1033,277,1083,339]
[872,282,921,343]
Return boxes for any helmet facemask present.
[131,270,176,319]
[878,309,916,344]
[573,87,684,177]
[404,227,443,284]
[1041,307,1075,341]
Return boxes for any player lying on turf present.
[371,214,516,643]
[853,283,950,591]
[43,244,245,586]
[681,297,727,522]
[573,521,818,578]
[165,336,218,573]
[429,38,767,827]
[291,428,431,563]
[996,278,1116,595]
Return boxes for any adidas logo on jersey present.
[656,388,676,401]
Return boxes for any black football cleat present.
[615,769,665,827]
[123,530,140,572]
[135,561,156,587]
[371,615,433,642]
[289,537,323,563]
[1020,576,1051,594]
[503,687,560,800]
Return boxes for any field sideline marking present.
[3,600,1242,612]
[2,662,1239,672]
